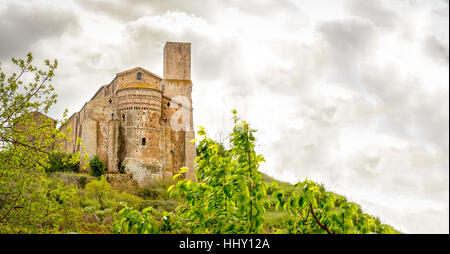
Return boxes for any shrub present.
[113,205,159,234]
[89,156,105,177]
[45,151,80,173]
[82,176,146,212]
[77,176,87,188]
[84,176,112,210]
[111,191,145,211]
[80,198,97,209]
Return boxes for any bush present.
[82,176,147,212]
[45,151,80,173]
[80,198,97,209]
[112,192,146,211]
[84,176,112,210]
[89,156,105,177]
[77,176,87,188]
[113,205,159,234]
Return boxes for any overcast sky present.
[0,0,448,233]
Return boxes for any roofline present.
[165,41,191,46]
[31,111,56,122]
[116,67,162,81]
[89,84,107,101]
[66,67,163,125]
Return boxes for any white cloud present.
[0,1,80,58]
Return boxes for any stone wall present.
[163,42,191,80]
[106,173,140,195]
[57,41,195,185]
[117,87,163,179]
[116,68,162,91]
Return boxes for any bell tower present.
[161,41,195,179]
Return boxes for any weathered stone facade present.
[58,42,196,187]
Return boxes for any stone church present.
[58,42,196,186]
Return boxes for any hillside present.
[41,169,400,234]
[260,173,400,234]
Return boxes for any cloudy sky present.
[0,0,448,233]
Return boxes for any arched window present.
[142,138,146,146]
[122,113,125,122]
[137,72,142,80]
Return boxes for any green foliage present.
[1,52,58,138]
[113,204,159,234]
[0,53,84,233]
[0,56,399,237]
[113,202,180,234]
[138,188,162,199]
[0,151,80,233]
[142,199,179,213]
[112,191,146,211]
[137,178,175,200]
[84,176,113,210]
[113,110,396,235]
[77,176,87,187]
[271,179,395,234]
[82,176,148,212]
[89,156,105,177]
[263,209,290,233]
[168,110,267,234]
[46,151,80,173]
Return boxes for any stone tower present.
[161,42,196,180]
[57,41,196,187]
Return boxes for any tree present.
[89,156,105,177]
[46,151,80,173]
[0,53,81,233]
[1,53,58,149]
[168,110,267,234]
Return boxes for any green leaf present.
[173,173,182,180]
